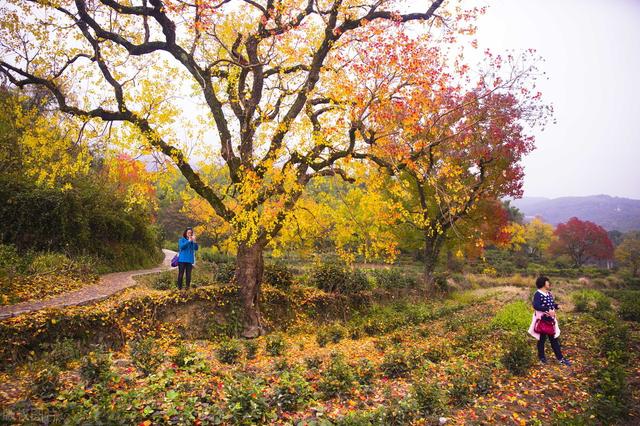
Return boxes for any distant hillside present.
[511,195,640,232]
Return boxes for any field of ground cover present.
[0,274,638,425]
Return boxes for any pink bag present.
[534,315,555,336]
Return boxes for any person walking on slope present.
[177,227,198,290]
[528,276,572,366]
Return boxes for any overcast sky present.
[472,0,640,200]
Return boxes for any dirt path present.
[0,249,176,320]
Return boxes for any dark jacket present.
[532,290,559,312]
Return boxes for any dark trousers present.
[177,262,193,289]
[537,333,564,361]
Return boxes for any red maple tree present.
[551,217,614,267]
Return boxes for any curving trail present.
[0,249,176,320]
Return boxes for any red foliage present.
[551,217,614,266]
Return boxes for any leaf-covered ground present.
[0,274,99,306]
[0,284,638,425]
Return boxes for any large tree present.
[551,217,614,267]
[0,0,454,336]
[347,44,551,283]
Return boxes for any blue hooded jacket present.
[178,237,199,264]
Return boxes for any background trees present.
[615,232,640,277]
[523,217,555,259]
[551,217,614,267]
[0,86,162,269]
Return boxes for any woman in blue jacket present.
[528,276,571,366]
[177,227,198,290]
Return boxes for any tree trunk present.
[236,241,265,338]
[423,234,443,293]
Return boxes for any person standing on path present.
[528,276,571,366]
[177,227,198,290]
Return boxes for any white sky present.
[472,0,640,199]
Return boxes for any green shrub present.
[361,317,387,336]
[406,348,428,370]
[424,343,452,363]
[335,410,379,426]
[80,351,112,386]
[591,361,630,423]
[372,395,417,425]
[272,357,290,372]
[171,343,200,368]
[263,262,294,290]
[491,300,532,332]
[304,355,323,370]
[380,350,411,378]
[550,412,590,426]
[318,352,358,399]
[151,270,177,290]
[0,244,21,276]
[317,323,346,347]
[316,328,330,348]
[571,290,611,314]
[198,248,234,264]
[348,269,372,293]
[225,376,274,425]
[243,340,258,360]
[214,262,236,284]
[500,334,533,375]
[217,339,243,364]
[44,338,81,368]
[130,337,164,376]
[0,175,161,272]
[618,291,640,322]
[348,325,362,340]
[272,369,312,412]
[311,261,350,293]
[411,377,447,416]
[474,367,494,396]
[354,358,376,388]
[371,269,418,291]
[446,364,474,406]
[32,365,61,399]
[265,333,287,356]
[27,252,70,275]
[311,262,370,294]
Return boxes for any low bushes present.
[0,175,162,273]
[590,318,631,423]
[311,261,372,294]
[271,369,312,412]
[571,290,611,314]
[265,333,287,356]
[617,290,640,322]
[216,339,243,364]
[32,364,61,399]
[79,351,113,386]
[130,337,165,376]
[500,333,534,376]
[380,350,412,378]
[411,376,448,416]
[370,269,418,291]
[316,323,347,347]
[318,352,359,399]
[225,376,274,425]
[263,262,294,290]
[43,338,81,369]
[491,300,532,332]
[171,343,201,369]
